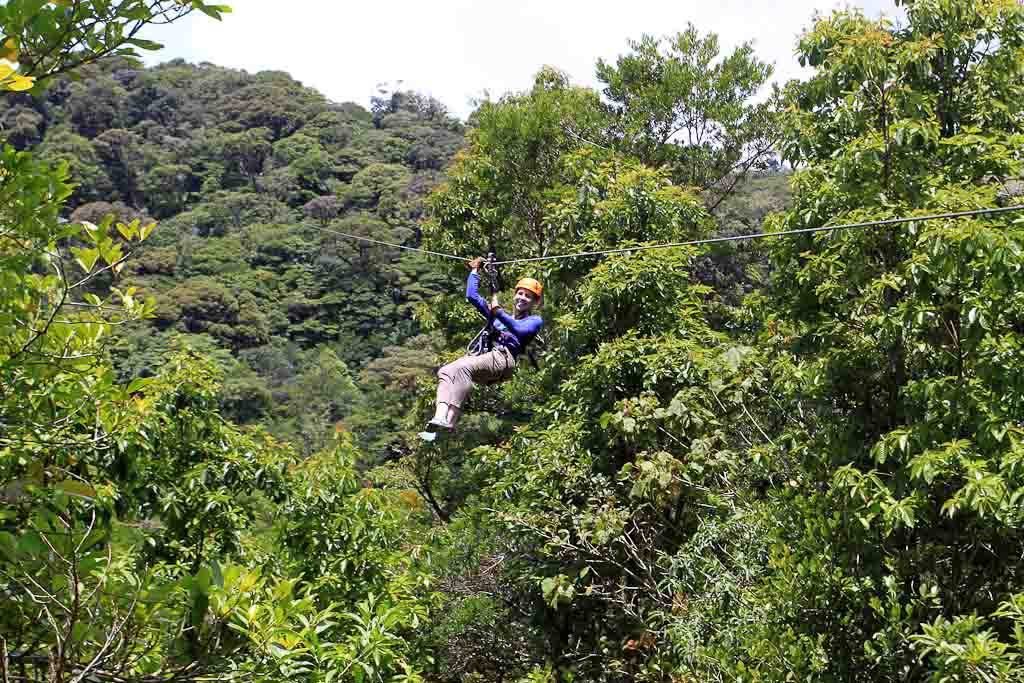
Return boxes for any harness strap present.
[481,252,498,353]
[470,253,499,356]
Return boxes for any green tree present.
[427,67,607,263]
[713,1,1024,680]
[35,126,115,205]
[0,5,298,681]
[215,73,325,140]
[596,26,780,210]
[221,127,272,189]
[343,162,411,212]
[271,435,439,681]
[0,4,461,682]
[92,127,148,205]
[419,119,771,678]
[140,162,194,217]
[0,99,44,149]
[67,76,129,137]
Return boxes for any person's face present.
[513,287,539,314]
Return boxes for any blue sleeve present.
[494,310,543,341]
[465,272,491,319]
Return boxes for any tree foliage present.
[0,4,446,682]
[596,27,780,209]
[15,1,1024,681]
[410,2,1024,681]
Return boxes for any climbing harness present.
[461,252,546,371]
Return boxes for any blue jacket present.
[466,272,543,357]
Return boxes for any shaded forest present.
[3,1,1024,682]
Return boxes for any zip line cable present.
[304,204,1024,266]
[306,224,468,262]
[493,204,1024,265]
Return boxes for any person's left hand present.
[489,294,501,312]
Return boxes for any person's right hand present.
[467,256,484,270]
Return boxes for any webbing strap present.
[468,253,499,356]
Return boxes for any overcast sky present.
[141,0,902,119]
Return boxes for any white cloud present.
[143,0,901,119]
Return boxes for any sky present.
[141,0,902,120]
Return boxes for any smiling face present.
[513,287,540,316]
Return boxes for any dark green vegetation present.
[3,0,1024,681]
[3,51,464,456]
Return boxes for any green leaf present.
[722,345,751,371]
[55,479,96,499]
[127,376,155,394]
[71,246,100,272]
[16,531,46,557]
[195,566,212,593]
[100,242,124,266]
[273,578,294,600]
[126,38,163,50]
[193,1,229,20]
[191,591,209,628]
[0,532,16,556]
[116,222,135,240]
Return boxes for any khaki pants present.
[436,347,517,409]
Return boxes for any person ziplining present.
[419,256,544,441]
[301,202,1024,441]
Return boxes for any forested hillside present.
[0,53,466,454]
[4,1,1024,682]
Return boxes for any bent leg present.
[436,355,486,410]
[433,350,516,427]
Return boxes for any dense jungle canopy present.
[2,0,1024,681]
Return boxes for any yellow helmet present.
[515,277,543,299]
